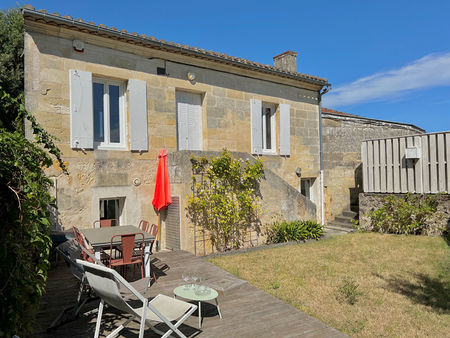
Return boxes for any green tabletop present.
[82,225,154,249]
[173,285,218,302]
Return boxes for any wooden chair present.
[109,233,145,279]
[148,224,159,254]
[93,218,118,228]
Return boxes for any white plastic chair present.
[77,259,197,338]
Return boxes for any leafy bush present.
[364,193,439,235]
[187,149,264,251]
[0,91,66,336]
[336,278,362,305]
[266,220,324,243]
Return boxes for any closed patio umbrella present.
[152,149,172,249]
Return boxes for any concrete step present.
[326,220,355,230]
[342,210,358,218]
[325,224,355,233]
[334,215,355,223]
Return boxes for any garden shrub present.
[363,193,440,235]
[266,219,324,243]
[187,149,264,251]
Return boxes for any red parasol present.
[152,149,172,210]
[152,149,172,249]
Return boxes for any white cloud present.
[323,53,450,107]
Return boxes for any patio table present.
[82,225,155,278]
[174,284,222,328]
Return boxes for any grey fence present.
[362,132,450,194]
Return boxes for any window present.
[99,198,124,224]
[176,91,203,151]
[93,78,126,149]
[301,178,314,200]
[262,103,276,153]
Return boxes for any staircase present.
[325,210,358,236]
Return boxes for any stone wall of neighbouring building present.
[24,15,324,255]
[322,110,424,222]
[359,192,450,235]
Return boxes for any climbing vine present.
[0,89,66,336]
[187,149,264,251]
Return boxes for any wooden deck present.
[33,250,346,337]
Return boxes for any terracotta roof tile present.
[22,5,328,86]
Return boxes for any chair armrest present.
[79,246,106,267]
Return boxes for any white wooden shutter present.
[176,93,189,150]
[128,79,148,151]
[279,103,290,156]
[70,69,93,149]
[187,93,202,151]
[251,99,262,155]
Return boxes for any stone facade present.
[322,110,424,222]
[359,193,450,235]
[23,9,327,255]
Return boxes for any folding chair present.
[77,259,197,338]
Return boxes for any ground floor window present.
[301,178,315,200]
[99,198,124,225]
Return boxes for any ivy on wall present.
[187,150,264,251]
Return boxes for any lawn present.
[208,233,449,337]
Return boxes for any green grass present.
[208,233,450,337]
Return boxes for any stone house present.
[321,108,424,226]
[23,6,329,254]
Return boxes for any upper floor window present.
[262,103,276,154]
[93,78,126,149]
[251,99,290,156]
[70,70,148,152]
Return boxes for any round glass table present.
[173,285,222,328]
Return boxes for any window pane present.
[265,108,272,149]
[93,83,104,142]
[109,85,120,143]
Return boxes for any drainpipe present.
[318,84,331,225]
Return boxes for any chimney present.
[273,51,298,73]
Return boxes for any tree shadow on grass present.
[375,273,450,313]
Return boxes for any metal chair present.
[77,259,196,338]
[93,218,118,228]
[109,232,145,279]
[138,219,150,232]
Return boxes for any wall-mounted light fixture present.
[295,167,302,178]
[72,40,85,53]
[187,72,196,81]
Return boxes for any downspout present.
[318,84,331,225]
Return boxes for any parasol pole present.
[156,210,161,251]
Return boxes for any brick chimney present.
[273,51,298,73]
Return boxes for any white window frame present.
[93,78,127,150]
[99,197,124,224]
[262,103,276,154]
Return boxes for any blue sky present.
[5,0,450,132]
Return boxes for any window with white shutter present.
[176,91,203,151]
[250,99,291,156]
[70,70,148,151]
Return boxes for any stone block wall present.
[322,113,424,222]
[359,193,450,235]
[24,20,323,254]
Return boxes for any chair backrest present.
[76,259,143,316]
[93,219,118,228]
[56,239,84,281]
[73,227,95,263]
[138,220,150,232]
[149,224,159,237]
[110,233,144,264]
